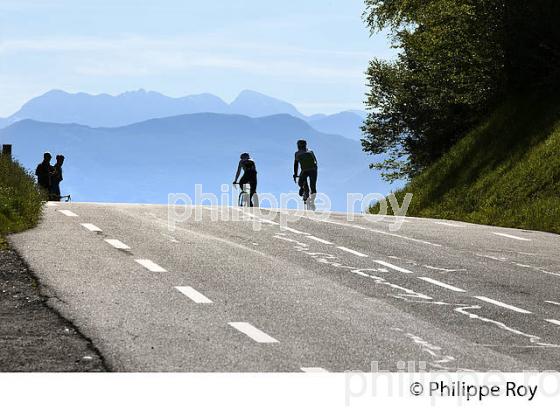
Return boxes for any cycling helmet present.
[240,153,251,160]
[297,139,307,149]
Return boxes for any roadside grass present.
[0,155,44,236]
[372,94,560,234]
[0,236,8,250]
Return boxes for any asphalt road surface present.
[9,202,560,372]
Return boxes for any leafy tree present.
[362,0,560,181]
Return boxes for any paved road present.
[9,202,560,372]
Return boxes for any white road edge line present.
[299,214,441,247]
[135,259,167,273]
[374,260,413,274]
[80,223,102,232]
[58,210,78,217]
[546,319,560,326]
[418,277,466,293]
[545,301,560,306]
[306,236,333,245]
[228,322,279,343]
[475,296,532,314]
[337,247,368,257]
[175,286,213,304]
[434,222,465,228]
[105,239,131,250]
[301,367,329,373]
[492,232,531,242]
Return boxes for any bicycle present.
[48,194,71,202]
[295,176,315,211]
[233,183,251,207]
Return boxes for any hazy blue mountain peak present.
[0,89,367,140]
[231,89,304,119]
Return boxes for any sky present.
[0,0,395,117]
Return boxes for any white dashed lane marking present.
[301,367,329,373]
[59,210,78,217]
[546,319,560,326]
[175,286,213,304]
[374,260,413,274]
[135,259,167,273]
[337,247,368,258]
[492,232,531,242]
[475,296,532,314]
[228,322,279,344]
[80,223,102,232]
[546,301,560,307]
[418,277,466,293]
[306,236,333,245]
[105,239,131,250]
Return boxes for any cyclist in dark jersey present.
[233,153,258,207]
[293,140,318,209]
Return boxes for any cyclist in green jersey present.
[293,140,318,207]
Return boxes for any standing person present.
[233,153,258,207]
[35,152,53,195]
[50,154,65,201]
[293,139,318,210]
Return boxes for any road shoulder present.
[0,240,106,372]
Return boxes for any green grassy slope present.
[379,94,560,234]
[0,156,44,236]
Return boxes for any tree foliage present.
[362,0,560,181]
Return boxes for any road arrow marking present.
[374,260,413,274]
[418,277,466,293]
[228,322,279,343]
[175,286,213,304]
[545,319,560,326]
[337,247,368,257]
[475,296,532,314]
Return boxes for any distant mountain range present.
[0,89,366,140]
[0,113,395,210]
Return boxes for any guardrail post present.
[1,144,12,159]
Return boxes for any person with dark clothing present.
[49,154,65,201]
[293,140,318,209]
[35,152,53,194]
[233,153,258,207]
